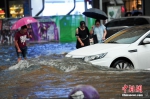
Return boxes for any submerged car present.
[66,25,150,70]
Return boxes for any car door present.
[105,19,120,38]
[137,33,150,69]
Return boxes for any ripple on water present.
[31,87,71,98]
[1,43,150,99]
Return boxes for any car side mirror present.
[143,38,150,44]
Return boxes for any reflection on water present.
[0,42,150,99]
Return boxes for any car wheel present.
[112,60,134,69]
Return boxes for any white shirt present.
[94,24,106,43]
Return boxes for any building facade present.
[124,0,142,12]
[0,0,150,19]
[92,0,150,17]
[142,0,150,16]
[0,0,31,19]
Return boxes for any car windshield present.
[105,26,150,44]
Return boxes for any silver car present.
[105,16,150,38]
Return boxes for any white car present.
[66,25,150,70]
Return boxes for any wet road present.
[0,42,150,99]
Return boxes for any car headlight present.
[84,53,107,62]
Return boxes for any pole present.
[99,0,102,10]
[4,0,8,18]
[35,0,45,16]
[84,0,88,26]
[99,0,103,23]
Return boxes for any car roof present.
[120,16,150,19]
[122,24,150,30]
[108,16,150,21]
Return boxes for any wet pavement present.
[0,42,150,99]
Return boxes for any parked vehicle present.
[105,16,150,38]
[66,25,150,70]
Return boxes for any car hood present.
[67,43,130,57]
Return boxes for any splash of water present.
[8,60,31,70]
[7,54,150,73]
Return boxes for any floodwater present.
[0,42,150,99]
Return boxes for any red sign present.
[122,84,143,93]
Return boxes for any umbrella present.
[11,16,38,30]
[82,8,108,20]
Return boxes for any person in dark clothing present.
[75,21,90,49]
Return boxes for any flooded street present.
[0,42,150,99]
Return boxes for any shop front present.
[0,8,5,19]
[9,0,24,18]
[0,0,6,19]
[103,0,143,16]
[92,0,143,19]
[124,0,142,12]
[0,0,31,18]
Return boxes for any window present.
[105,26,150,44]
[120,18,134,26]
[106,20,120,27]
[125,0,142,12]
[9,0,24,18]
[134,18,149,25]
[146,33,150,38]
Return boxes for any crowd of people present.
[75,19,107,49]
[0,30,12,45]
[0,29,19,45]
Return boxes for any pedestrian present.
[75,21,90,49]
[89,30,94,45]
[1,30,8,44]
[14,25,32,63]
[91,19,107,43]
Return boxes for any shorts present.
[15,46,27,58]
